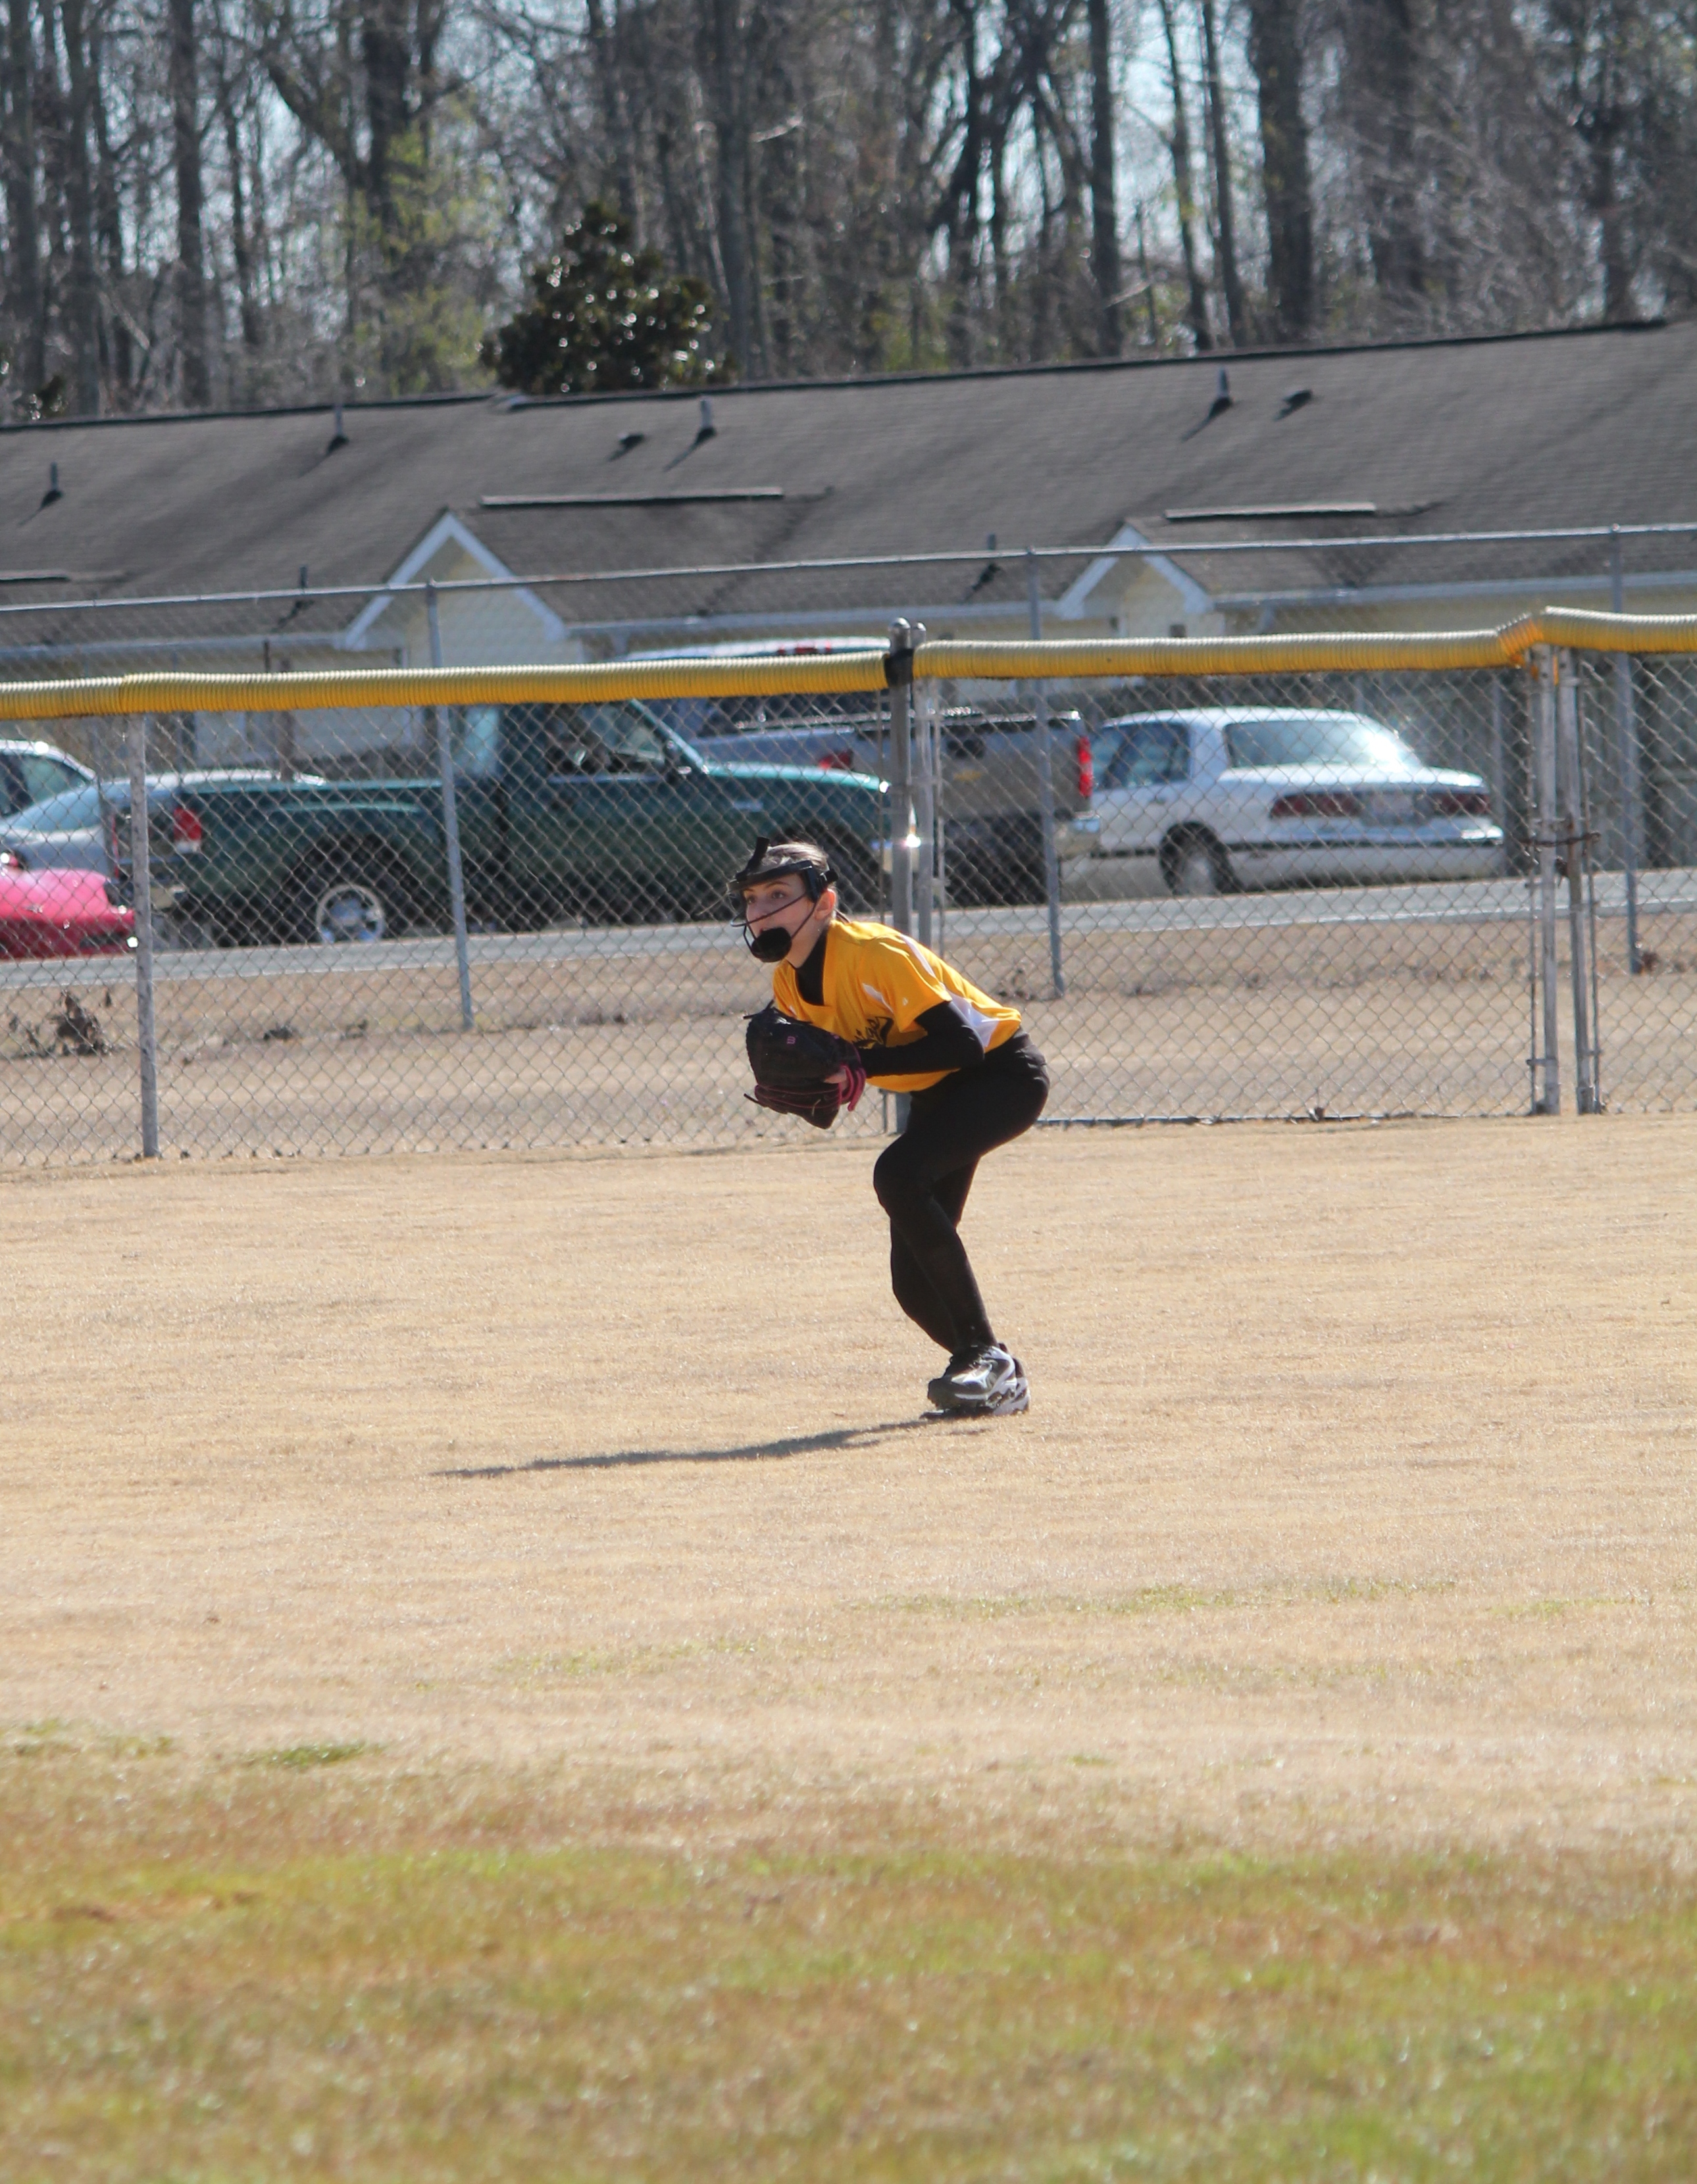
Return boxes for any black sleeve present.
[857,999,990,1078]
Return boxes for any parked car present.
[123,702,892,945]
[659,704,1092,907]
[1064,708,1504,897]
[0,853,136,956]
[632,639,1093,907]
[0,739,94,820]
[627,637,892,758]
[0,781,120,872]
[0,772,322,876]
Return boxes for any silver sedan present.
[1063,708,1506,898]
[0,772,320,876]
[0,781,126,873]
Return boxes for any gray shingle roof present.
[1,320,1693,631]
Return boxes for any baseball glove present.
[744,1004,867,1129]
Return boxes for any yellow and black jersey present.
[771,916,1022,1093]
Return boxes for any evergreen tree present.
[482,203,723,396]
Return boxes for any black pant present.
[871,1035,1050,1356]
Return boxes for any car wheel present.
[299,863,401,944]
[1161,830,1231,898]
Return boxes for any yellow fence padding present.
[1524,608,1697,656]
[0,652,890,722]
[913,632,1519,679]
[9,610,1697,720]
[917,611,1697,680]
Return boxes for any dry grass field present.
[5,1116,1697,2179]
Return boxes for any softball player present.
[736,838,1049,1414]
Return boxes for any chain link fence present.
[1567,649,1697,1110]
[1,582,1694,1163]
[987,663,1527,1124]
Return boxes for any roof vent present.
[326,401,349,453]
[665,395,719,470]
[613,430,646,458]
[965,533,1001,600]
[40,462,63,509]
[1279,386,1314,416]
[1181,368,1233,442]
[1164,501,1375,523]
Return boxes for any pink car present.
[0,853,136,958]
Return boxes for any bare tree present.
[1086,0,1120,351]
[57,0,102,410]
[1246,0,1315,337]
[705,0,752,367]
[584,0,640,230]
[0,0,1693,420]
[1548,0,1643,318]
[170,0,209,403]
[1155,0,1213,348]
[1343,0,1425,309]
[3,0,46,389]
[1199,0,1247,341]
[211,2,265,353]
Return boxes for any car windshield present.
[1223,717,1419,771]
[9,783,109,830]
[513,700,698,778]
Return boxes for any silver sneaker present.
[928,1343,1021,1412]
[982,1360,1030,1414]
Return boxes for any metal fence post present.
[426,583,475,1031]
[888,619,915,938]
[928,653,950,957]
[886,619,917,1134]
[125,716,160,1158]
[1556,650,1600,1112]
[1025,550,1065,999]
[1532,649,1562,1114]
[1609,532,1644,974]
[912,641,936,951]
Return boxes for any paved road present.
[7,868,1696,998]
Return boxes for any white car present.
[1064,708,1505,897]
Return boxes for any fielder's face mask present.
[734,837,837,962]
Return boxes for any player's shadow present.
[438,1416,953,1478]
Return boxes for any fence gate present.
[928,655,1540,1124]
[1570,647,1697,1112]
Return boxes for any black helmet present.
[731,837,837,905]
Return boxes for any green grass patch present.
[7,1718,78,1759]
[1,1760,1694,2180]
[245,1741,377,1770]
[873,1576,1457,1621]
[1492,1597,1637,1620]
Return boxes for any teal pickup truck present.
[136,700,890,945]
